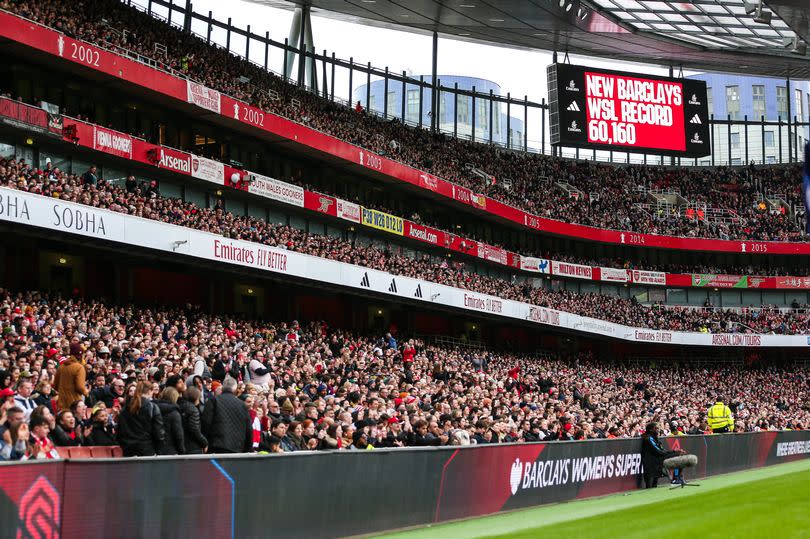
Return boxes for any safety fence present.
[1,430,809,538]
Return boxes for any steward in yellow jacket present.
[707,400,734,433]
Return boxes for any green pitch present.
[376,458,810,539]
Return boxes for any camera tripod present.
[669,473,700,489]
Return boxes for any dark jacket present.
[86,423,117,446]
[410,432,443,447]
[89,386,122,408]
[155,400,185,455]
[118,398,165,457]
[51,425,82,447]
[640,434,678,478]
[178,398,208,454]
[201,391,252,453]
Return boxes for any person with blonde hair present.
[155,386,185,455]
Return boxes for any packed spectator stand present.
[2,0,807,245]
[1,289,808,460]
[4,157,810,334]
[1,0,810,467]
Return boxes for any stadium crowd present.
[3,157,810,334]
[0,289,807,459]
[3,0,807,243]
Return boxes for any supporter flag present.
[805,142,810,234]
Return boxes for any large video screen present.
[548,63,710,157]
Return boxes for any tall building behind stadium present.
[688,73,810,165]
[355,76,526,148]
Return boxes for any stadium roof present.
[252,0,810,78]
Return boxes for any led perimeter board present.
[548,63,710,157]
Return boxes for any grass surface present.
[376,458,810,539]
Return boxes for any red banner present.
[0,96,61,136]
[403,222,446,246]
[418,172,440,192]
[304,191,337,217]
[775,276,810,289]
[446,234,479,257]
[92,125,132,159]
[747,276,776,289]
[452,185,474,206]
[664,273,691,287]
[154,146,192,175]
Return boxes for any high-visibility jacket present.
[707,402,734,431]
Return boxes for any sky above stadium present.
[137,0,673,101]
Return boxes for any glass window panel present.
[184,187,206,208]
[0,142,15,159]
[713,16,740,26]
[268,208,287,226]
[229,31,247,58]
[612,0,645,9]
[777,86,788,120]
[687,14,714,23]
[731,132,741,149]
[639,1,672,10]
[248,204,266,220]
[662,13,688,22]
[160,181,182,199]
[386,91,397,117]
[457,95,471,125]
[701,4,729,14]
[406,88,420,123]
[752,84,765,119]
[634,11,662,20]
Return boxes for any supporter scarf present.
[250,411,261,448]
[33,435,57,459]
[804,142,810,235]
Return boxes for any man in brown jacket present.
[54,343,89,411]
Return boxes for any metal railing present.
[126,0,810,168]
[418,334,485,350]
